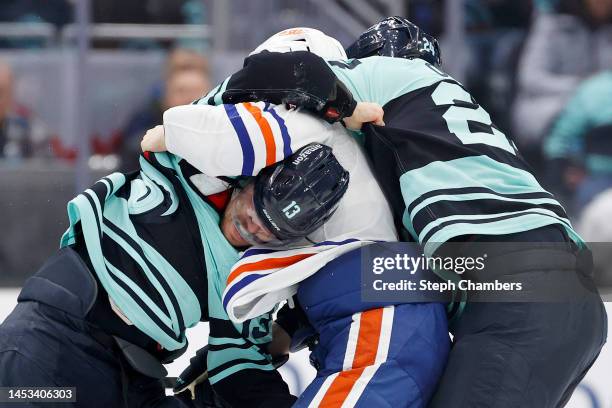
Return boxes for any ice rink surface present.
[0,288,609,406]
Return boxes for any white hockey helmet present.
[250,27,347,60]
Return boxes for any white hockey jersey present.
[164,102,396,322]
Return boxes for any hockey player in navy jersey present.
[193,19,607,408]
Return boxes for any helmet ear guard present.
[346,16,442,67]
[253,143,349,243]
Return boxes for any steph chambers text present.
[372,279,523,292]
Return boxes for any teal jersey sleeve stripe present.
[402,209,420,241]
[399,155,548,209]
[418,207,572,244]
[139,157,179,216]
[201,83,221,103]
[206,345,270,369]
[102,225,179,333]
[208,361,275,385]
[213,77,231,105]
[103,258,173,326]
[104,190,202,332]
[198,76,231,106]
[423,214,584,256]
[84,190,104,233]
[137,235,202,330]
[103,259,187,349]
[409,193,564,225]
[208,336,248,346]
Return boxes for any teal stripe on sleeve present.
[409,193,563,224]
[103,257,173,328]
[198,76,231,106]
[102,225,178,332]
[139,157,179,216]
[400,155,548,209]
[209,336,248,346]
[423,214,584,255]
[208,361,274,385]
[418,207,572,244]
[103,258,186,350]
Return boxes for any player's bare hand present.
[140,125,167,152]
[343,102,385,130]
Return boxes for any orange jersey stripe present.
[319,368,366,408]
[318,308,385,407]
[353,308,384,368]
[243,102,277,166]
[226,253,314,285]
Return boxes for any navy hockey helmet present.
[346,16,442,66]
[253,143,349,242]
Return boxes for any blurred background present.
[0,1,611,406]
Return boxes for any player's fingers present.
[140,134,150,152]
[361,102,384,123]
[344,102,385,130]
[141,131,155,152]
[372,105,385,126]
[141,126,166,152]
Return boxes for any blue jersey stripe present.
[241,248,280,259]
[224,104,255,175]
[223,273,267,309]
[264,103,292,157]
[313,238,361,247]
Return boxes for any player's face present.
[221,183,278,248]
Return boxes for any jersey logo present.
[283,201,301,219]
[292,143,322,165]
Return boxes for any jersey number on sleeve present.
[431,81,517,155]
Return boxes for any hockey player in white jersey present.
[145,99,393,241]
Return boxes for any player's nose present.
[246,220,260,234]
